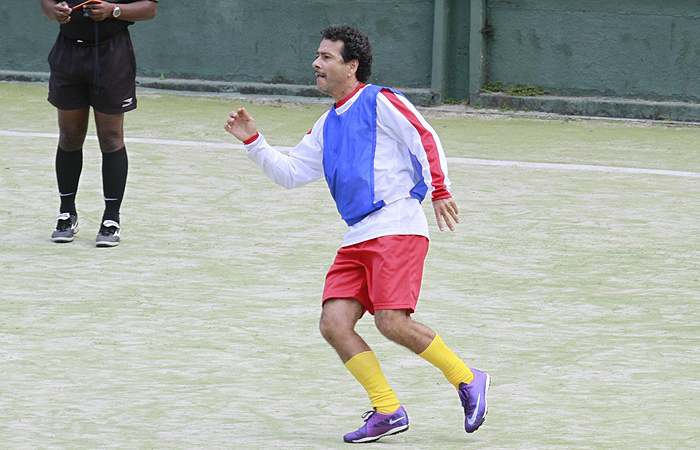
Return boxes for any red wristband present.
[243,133,260,145]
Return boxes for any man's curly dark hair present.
[320,25,373,83]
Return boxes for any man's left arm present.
[82,0,158,22]
[377,90,459,231]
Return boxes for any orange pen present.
[71,0,103,11]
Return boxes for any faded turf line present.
[3,130,700,179]
[445,157,700,178]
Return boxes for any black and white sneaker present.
[51,212,79,243]
[96,220,121,247]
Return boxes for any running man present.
[224,25,490,443]
[41,0,158,246]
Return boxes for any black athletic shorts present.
[48,30,137,114]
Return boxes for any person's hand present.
[84,1,115,22]
[225,108,258,142]
[54,2,72,24]
[432,197,459,231]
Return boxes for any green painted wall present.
[2,0,436,89]
[1,1,59,71]
[2,1,699,104]
[138,0,437,88]
[485,0,700,102]
[431,0,471,101]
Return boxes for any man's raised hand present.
[225,108,258,142]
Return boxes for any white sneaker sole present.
[96,239,120,248]
[346,424,409,443]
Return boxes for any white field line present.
[3,129,700,179]
[445,157,700,178]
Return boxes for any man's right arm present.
[41,0,71,24]
[225,108,325,189]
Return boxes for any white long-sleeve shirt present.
[244,84,451,247]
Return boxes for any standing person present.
[40,0,158,247]
[225,25,490,443]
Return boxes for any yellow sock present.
[418,334,474,388]
[345,351,401,414]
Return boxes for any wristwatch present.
[112,5,122,18]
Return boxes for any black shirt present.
[59,0,157,42]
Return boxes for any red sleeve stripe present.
[243,132,260,145]
[380,89,449,199]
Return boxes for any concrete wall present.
[485,0,700,102]
[432,0,472,101]
[2,1,700,108]
[2,0,436,90]
[141,0,438,88]
[1,1,59,72]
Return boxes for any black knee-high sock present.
[101,146,128,223]
[55,146,83,214]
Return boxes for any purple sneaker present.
[343,406,409,443]
[458,368,490,433]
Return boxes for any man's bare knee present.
[58,127,88,151]
[57,109,89,150]
[97,132,124,153]
[94,111,125,152]
[319,298,362,343]
[319,311,340,342]
[374,310,409,341]
[58,136,86,152]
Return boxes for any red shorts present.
[322,235,429,315]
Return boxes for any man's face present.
[312,39,353,96]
